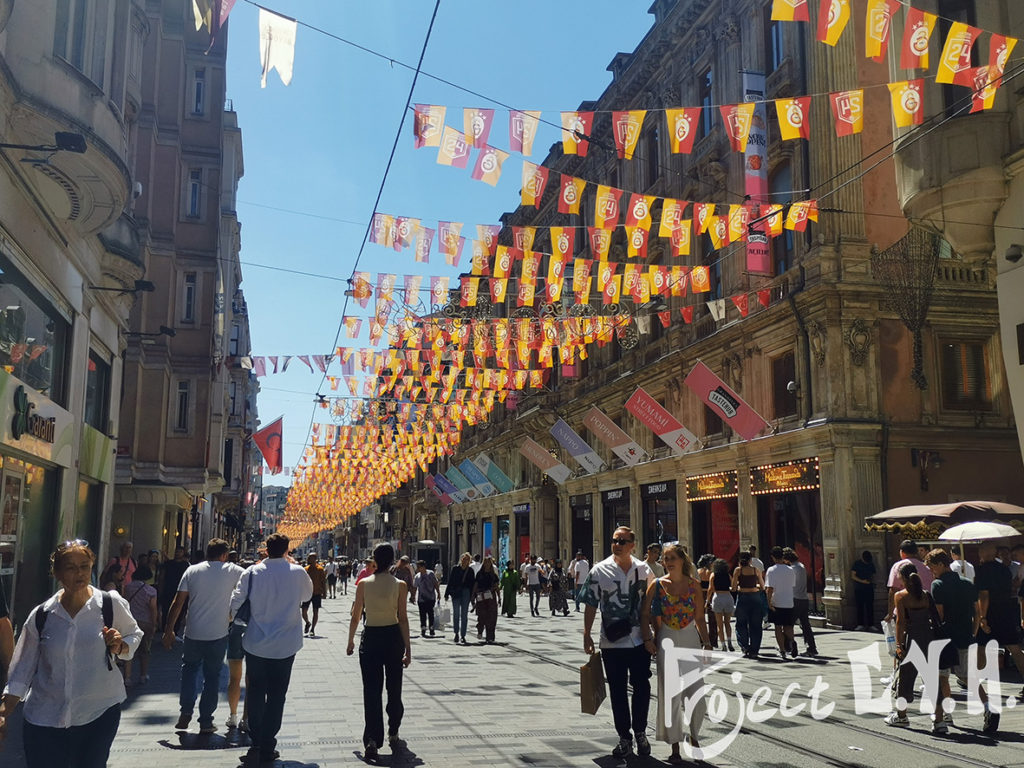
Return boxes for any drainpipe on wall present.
[786,265,814,426]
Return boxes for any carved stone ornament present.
[844,318,872,367]
[716,16,740,44]
[806,320,826,367]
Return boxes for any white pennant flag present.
[707,299,726,322]
[259,8,297,88]
[636,315,651,335]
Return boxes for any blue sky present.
[224,1,656,481]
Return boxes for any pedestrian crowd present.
[0,532,1021,767]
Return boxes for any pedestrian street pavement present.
[3,590,1024,767]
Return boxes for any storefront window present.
[602,488,630,555]
[7,459,59,625]
[85,351,111,431]
[76,479,104,564]
[687,471,739,565]
[570,494,593,563]
[641,481,676,547]
[0,254,68,403]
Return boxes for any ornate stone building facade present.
[395,0,1023,626]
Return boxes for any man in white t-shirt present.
[521,556,543,617]
[325,557,338,598]
[568,551,590,612]
[764,546,797,660]
[950,545,976,583]
[470,554,483,575]
[163,538,244,734]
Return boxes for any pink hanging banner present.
[684,361,771,441]
[519,438,572,484]
[624,386,700,455]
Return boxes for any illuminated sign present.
[750,458,820,495]
[686,471,739,501]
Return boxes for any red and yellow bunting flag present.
[732,294,750,317]
[901,8,936,70]
[693,202,714,234]
[771,0,808,22]
[775,97,811,141]
[758,289,772,308]
[659,199,686,238]
[627,226,649,258]
[558,174,587,214]
[437,221,463,256]
[612,110,646,159]
[436,126,471,168]
[490,277,507,303]
[666,108,701,154]
[594,185,623,229]
[376,273,396,301]
[589,226,613,260]
[394,216,419,250]
[370,213,396,247]
[625,193,654,230]
[573,259,593,302]
[657,310,672,328]
[691,266,711,293]
[517,282,536,307]
[937,22,982,86]
[728,205,749,243]
[470,240,490,276]
[671,219,692,256]
[602,273,622,305]
[680,306,694,324]
[477,224,500,256]
[546,256,566,303]
[830,90,864,136]
[459,277,479,307]
[471,145,509,186]
[989,35,1018,90]
[512,226,536,252]
[649,265,667,296]
[669,266,689,296]
[343,316,361,338]
[708,216,728,250]
[463,107,494,149]
[493,245,513,278]
[520,161,549,207]
[765,204,784,236]
[550,227,575,260]
[817,0,850,47]
[509,110,540,155]
[969,66,997,113]
[413,226,433,263]
[888,79,924,127]
[865,0,900,62]
[596,261,615,293]
[720,103,755,152]
[403,274,422,306]
[560,111,593,156]
[351,272,372,308]
[785,200,818,231]
[429,276,449,306]
[520,251,540,285]
[413,104,445,148]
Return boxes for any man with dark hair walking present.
[783,548,818,657]
[232,533,312,766]
[162,538,244,734]
[301,554,326,637]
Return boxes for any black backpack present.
[35,590,116,670]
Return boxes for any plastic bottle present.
[883,619,898,657]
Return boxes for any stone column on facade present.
[735,461,757,551]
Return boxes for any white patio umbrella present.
[938,521,1021,542]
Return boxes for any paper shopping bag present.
[580,652,606,715]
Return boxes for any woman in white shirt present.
[0,539,143,767]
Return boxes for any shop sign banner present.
[582,406,646,466]
[513,503,530,515]
[472,453,515,493]
[519,437,572,484]
[750,458,820,495]
[446,466,480,500]
[686,471,739,501]
[434,472,467,503]
[684,361,771,441]
[425,475,454,505]
[624,386,700,455]
[550,418,604,474]
[459,458,497,496]
[0,370,73,467]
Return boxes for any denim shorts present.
[227,623,246,660]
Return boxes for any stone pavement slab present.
[2,592,1023,767]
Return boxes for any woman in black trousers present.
[347,544,411,761]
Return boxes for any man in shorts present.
[925,549,991,734]
[765,546,797,660]
[302,554,327,637]
[339,559,351,595]
[325,557,338,598]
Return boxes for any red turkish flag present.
[253,417,284,474]
[657,310,672,328]
[680,306,694,324]
[757,289,772,308]
[731,294,750,317]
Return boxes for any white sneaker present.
[226,713,239,729]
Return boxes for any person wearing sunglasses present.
[581,527,655,759]
[0,539,143,767]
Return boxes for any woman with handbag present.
[884,563,948,732]
[641,543,711,763]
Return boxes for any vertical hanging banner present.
[472,453,515,493]
[865,0,901,62]
[936,22,982,86]
[550,418,605,474]
[684,361,771,441]
[520,438,572,484]
[446,466,481,501]
[582,406,646,466]
[434,472,468,504]
[830,90,864,136]
[743,72,770,275]
[509,110,541,155]
[425,474,454,505]
[901,8,937,70]
[463,108,495,148]
[625,387,701,455]
[413,104,446,148]
[258,8,297,88]
[561,111,593,156]
[459,458,497,496]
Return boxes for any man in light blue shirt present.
[231,533,312,766]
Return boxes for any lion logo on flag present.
[909,22,930,57]
[900,84,921,115]
[563,182,578,206]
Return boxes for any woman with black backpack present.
[0,539,143,767]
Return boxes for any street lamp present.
[89,280,156,295]
[0,131,87,154]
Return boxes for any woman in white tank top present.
[346,544,411,761]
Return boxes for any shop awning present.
[864,501,1024,533]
